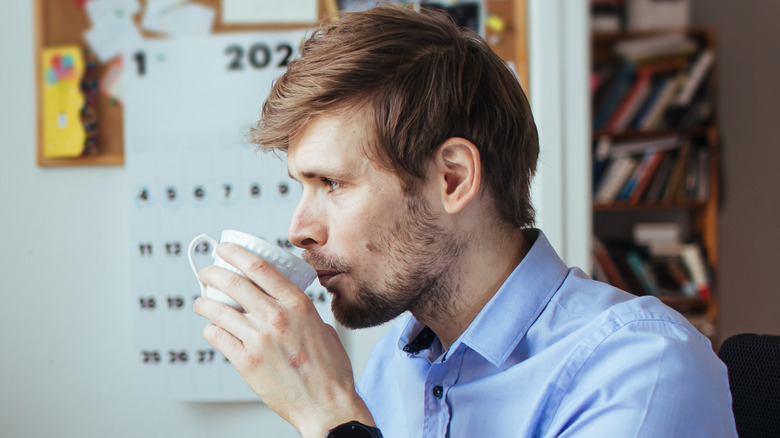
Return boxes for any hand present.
[193,242,374,438]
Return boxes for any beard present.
[302,194,466,329]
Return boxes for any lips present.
[316,270,341,287]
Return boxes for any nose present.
[288,195,326,250]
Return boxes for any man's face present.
[286,114,464,328]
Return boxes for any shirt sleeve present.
[544,318,738,438]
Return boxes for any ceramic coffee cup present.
[188,229,317,312]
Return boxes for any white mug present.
[187,230,317,312]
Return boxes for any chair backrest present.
[718,333,780,438]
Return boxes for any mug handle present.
[188,233,219,297]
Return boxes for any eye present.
[323,178,340,192]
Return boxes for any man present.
[194,5,737,437]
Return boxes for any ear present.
[433,137,481,214]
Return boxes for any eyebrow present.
[288,166,348,182]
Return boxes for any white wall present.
[0,2,589,436]
[529,0,591,269]
[0,3,298,437]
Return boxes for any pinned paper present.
[142,1,215,37]
[84,0,143,62]
[222,0,317,24]
[85,0,140,23]
[42,47,86,158]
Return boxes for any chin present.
[330,290,403,330]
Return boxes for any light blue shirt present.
[357,230,737,437]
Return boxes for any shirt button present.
[433,385,444,399]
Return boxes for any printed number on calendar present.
[225,43,295,71]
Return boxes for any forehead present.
[287,114,374,176]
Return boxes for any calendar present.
[124,31,334,401]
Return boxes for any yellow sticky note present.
[486,14,507,33]
[42,46,86,158]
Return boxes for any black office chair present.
[718,333,780,438]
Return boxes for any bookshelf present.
[589,21,720,338]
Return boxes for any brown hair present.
[251,5,539,229]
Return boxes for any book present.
[649,242,711,299]
[632,222,682,246]
[614,33,697,62]
[605,69,653,132]
[592,136,613,191]
[606,135,680,156]
[595,156,638,202]
[638,72,686,131]
[626,249,661,296]
[675,49,715,106]
[609,244,648,295]
[643,151,675,201]
[683,147,700,200]
[665,258,698,297]
[696,147,710,202]
[628,73,668,130]
[592,66,619,112]
[644,254,697,297]
[617,150,657,201]
[628,151,665,203]
[592,237,629,291]
[593,62,636,130]
[626,0,690,31]
[662,140,692,202]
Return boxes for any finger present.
[193,295,254,341]
[198,262,273,313]
[201,322,245,364]
[216,242,303,302]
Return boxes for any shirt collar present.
[397,229,569,366]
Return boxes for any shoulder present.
[544,287,736,436]
[552,271,724,400]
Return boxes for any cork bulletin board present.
[34,0,527,167]
[34,0,334,166]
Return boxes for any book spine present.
[629,151,664,204]
[676,49,715,106]
[626,250,660,296]
[662,140,692,202]
[640,71,686,131]
[593,62,636,130]
[680,244,711,299]
[606,71,652,132]
[592,238,629,291]
[595,156,638,202]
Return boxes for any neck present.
[412,226,529,350]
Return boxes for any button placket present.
[423,362,450,437]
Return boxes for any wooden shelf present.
[594,201,708,211]
[660,296,709,311]
[592,126,712,140]
[589,21,720,339]
[591,27,715,43]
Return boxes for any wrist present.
[326,421,383,438]
[297,393,375,438]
